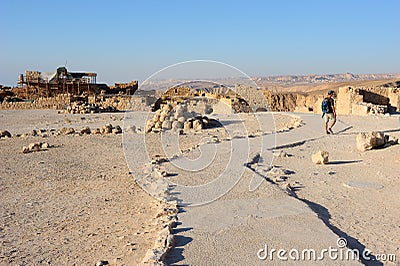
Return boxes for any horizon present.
[1,0,399,86]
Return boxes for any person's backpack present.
[321,98,332,113]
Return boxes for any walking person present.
[321,90,336,134]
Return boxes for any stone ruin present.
[145,102,213,133]
[336,86,399,115]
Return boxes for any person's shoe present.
[329,128,334,134]
[326,131,330,135]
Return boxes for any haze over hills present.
[253,72,400,85]
[136,72,400,92]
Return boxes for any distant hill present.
[252,73,400,87]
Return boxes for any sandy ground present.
[0,110,167,265]
[1,110,399,265]
[277,114,400,263]
[162,113,399,265]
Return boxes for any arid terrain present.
[1,76,400,265]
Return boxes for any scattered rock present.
[0,130,12,139]
[356,131,387,151]
[41,142,50,149]
[65,101,117,114]
[60,127,75,135]
[112,125,122,134]
[22,142,51,153]
[273,150,292,158]
[192,119,203,131]
[92,128,101,135]
[80,126,91,135]
[101,124,113,134]
[95,260,109,266]
[312,150,329,164]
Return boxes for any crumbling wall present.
[336,86,399,115]
[0,94,71,110]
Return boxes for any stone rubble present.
[356,131,386,152]
[145,103,210,133]
[64,102,117,114]
[22,142,51,153]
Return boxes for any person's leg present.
[324,115,330,134]
[329,116,336,130]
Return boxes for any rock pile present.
[356,131,398,151]
[145,103,210,133]
[22,142,51,153]
[58,124,122,136]
[64,102,117,114]
[312,150,329,164]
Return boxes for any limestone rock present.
[28,142,41,152]
[177,116,186,123]
[95,260,109,266]
[0,130,12,138]
[92,128,101,135]
[192,119,203,131]
[312,150,329,164]
[171,121,183,131]
[80,127,91,135]
[183,121,192,131]
[101,124,113,134]
[60,127,75,135]
[161,120,172,130]
[41,142,50,149]
[22,142,51,153]
[112,125,122,134]
[356,131,386,152]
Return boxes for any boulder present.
[192,119,203,131]
[112,125,122,134]
[0,130,11,138]
[177,116,186,123]
[92,128,101,135]
[312,150,329,164]
[183,121,192,131]
[162,120,172,130]
[22,146,30,153]
[101,124,113,134]
[80,127,91,135]
[60,127,75,135]
[41,142,50,149]
[356,131,387,152]
[171,121,183,131]
[28,142,41,152]
[145,120,156,133]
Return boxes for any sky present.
[1,0,399,86]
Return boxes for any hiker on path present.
[322,90,336,134]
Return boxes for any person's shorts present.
[324,113,336,123]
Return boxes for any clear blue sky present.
[1,0,399,86]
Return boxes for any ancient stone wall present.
[0,94,154,111]
[0,94,71,110]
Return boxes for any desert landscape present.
[1,72,399,265]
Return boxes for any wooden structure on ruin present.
[16,67,109,99]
